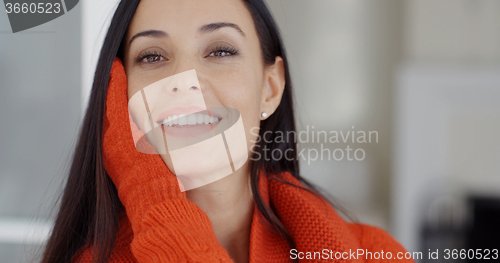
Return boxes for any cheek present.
[209,71,263,155]
[126,70,142,100]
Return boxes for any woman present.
[41,0,413,262]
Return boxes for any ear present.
[260,56,285,119]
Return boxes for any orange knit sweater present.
[73,171,414,263]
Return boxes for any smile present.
[158,113,221,127]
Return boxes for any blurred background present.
[1,0,499,262]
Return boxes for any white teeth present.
[160,113,220,127]
[178,115,187,125]
[210,116,220,124]
[197,114,204,124]
[187,114,197,125]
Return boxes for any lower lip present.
[160,121,219,138]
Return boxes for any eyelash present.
[135,46,239,64]
[135,50,165,64]
[208,45,239,58]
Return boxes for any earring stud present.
[261,112,268,118]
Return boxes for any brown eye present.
[207,46,239,58]
[209,50,232,57]
[143,55,166,63]
[135,51,167,64]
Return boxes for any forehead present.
[125,0,255,42]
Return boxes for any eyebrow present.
[128,22,246,46]
[199,22,245,36]
[128,30,167,46]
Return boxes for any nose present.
[164,69,201,97]
[170,85,200,93]
[164,55,207,94]
[160,68,205,107]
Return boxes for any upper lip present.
[155,105,221,123]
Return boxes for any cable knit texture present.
[73,57,414,262]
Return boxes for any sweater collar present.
[248,170,362,263]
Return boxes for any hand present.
[102,57,185,233]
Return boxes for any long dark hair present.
[41,0,350,262]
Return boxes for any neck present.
[185,166,254,263]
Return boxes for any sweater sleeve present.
[129,198,234,262]
[72,200,235,263]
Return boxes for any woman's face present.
[122,0,284,186]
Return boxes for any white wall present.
[405,0,500,61]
